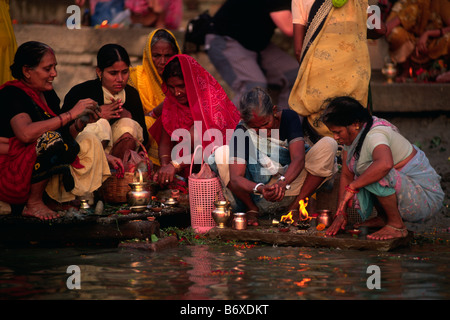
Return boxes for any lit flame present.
[299,198,310,221]
[409,67,413,78]
[280,197,310,224]
[280,211,294,224]
[101,20,108,27]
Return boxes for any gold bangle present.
[170,160,181,171]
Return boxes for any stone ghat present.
[206,221,413,252]
[0,206,189,245]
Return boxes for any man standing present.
[205,0,298,108]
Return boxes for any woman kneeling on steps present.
[322,96,444,240]
[209,87,338,226]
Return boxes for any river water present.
[1,240,449,301]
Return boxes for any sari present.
[129,29,181,165]
[386,0,450,64]
[0,80,80,204]
[344,117,444,222]
[0,0,16,84]
[289,0,371,137]
[150,54,241,164]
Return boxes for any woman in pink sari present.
[150,54,241,185]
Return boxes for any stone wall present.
[10,0,450,112]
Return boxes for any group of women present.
[0,22,444,240]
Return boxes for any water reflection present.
[0,244,449,300]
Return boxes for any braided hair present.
[321,96,373,160]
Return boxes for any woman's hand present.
[154,163,176,185]
[326,187,356,235]
[326,211,348,236]
[416,31,429,56]
[106,154,124,178]
[70,98,101,123]
[99,100,123,120]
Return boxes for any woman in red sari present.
[150,54,241,185]
[0,41,105,220]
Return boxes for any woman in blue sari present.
[322,96,444,240]
[210,87,337,226]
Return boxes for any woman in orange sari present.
[150,54,241,186]
[386,0,450,80]
[129,29,181,164]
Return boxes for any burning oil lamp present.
[381,57,397,83]
[279,211,294,232]
[297,198,311,230]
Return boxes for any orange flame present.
[409,67,413,78]
[100,20,108,28]
[299,198,310,221]
[280,211,294,224]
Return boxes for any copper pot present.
[316,210,333,227]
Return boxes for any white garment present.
[292,0,315,25]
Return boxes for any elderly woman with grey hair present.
[209,87,338,226]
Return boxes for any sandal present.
[246,210,259,226]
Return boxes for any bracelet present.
[345,185,359,194]
[277,175,291,190]
[160,155,171,159]
[170,160,181,171]
[253,183,264,195]
[57,114,63,128]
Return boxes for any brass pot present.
[212,200,231,228]
[127,170,151,212]
[381,61,397,83]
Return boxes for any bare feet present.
[367,224,408,240]
[23,203,60,221]
[354,216,385,228]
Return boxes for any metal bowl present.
[316,209,333,227]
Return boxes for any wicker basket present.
[188,145,224,233]
[99,138,151,204]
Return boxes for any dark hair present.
[151,29,178,53]
[162,56,183,83]
[321,96,373,160]
[10,41,54,80]
[96,43,130,71]
[239,87,273,123]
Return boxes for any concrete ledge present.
[13,24,450,113]
[371,73,450,113]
